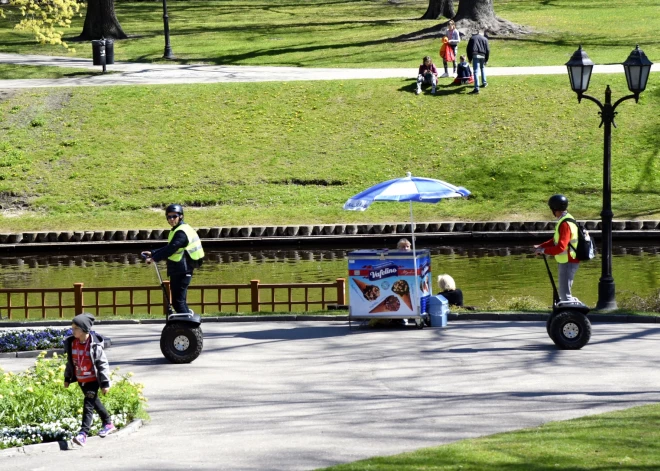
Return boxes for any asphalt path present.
[2,320,660,470]
[2,52,656,88]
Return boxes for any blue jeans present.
[472,57,487,90]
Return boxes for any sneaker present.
[73,432,87,446]
[468,89,480,94]
[482,83,488,88]
[440,72,449,78]
[415,89,421,95]
[98,423,117,438]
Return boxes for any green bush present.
[0,352,148,449]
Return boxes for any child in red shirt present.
[64,313,115,446]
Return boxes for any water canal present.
[1,242,660,310]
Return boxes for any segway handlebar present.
[141,253,174,315]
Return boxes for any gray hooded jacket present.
[64,332,111,389]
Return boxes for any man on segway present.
[141,204,205,314]
[534,194,580,302]
[534,194,592,350]
[141,204,206,363]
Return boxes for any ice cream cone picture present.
[391,280,413,310]
[353,278,380,301]
[369,295,401,313]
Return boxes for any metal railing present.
[0,279,346,319]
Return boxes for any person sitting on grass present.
[437,274,464,307]
[416,56,438,96]
[64,313,116,446]
[453,55,474,86]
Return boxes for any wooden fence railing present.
[0,279,346,319]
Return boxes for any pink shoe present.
[98,423,116,437]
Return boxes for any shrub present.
[482,296,547,311]
[0,328,71,353]
[618,289,660,313]
[0,353,148,449]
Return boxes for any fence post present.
[336,278,346,305]
[163,280,171,315]
[74,283,84,314]
[250,280,260,312]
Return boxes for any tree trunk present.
[452,0,529,36]
[78,0,127,40]
[421,0,455,20]
[453,0,496,23]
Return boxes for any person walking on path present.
[534,194,580,302]
[141,204,205,314]
[467,30,489,94]
[441,20,460,77]
[64,313,116,447]
[416,56,438,95]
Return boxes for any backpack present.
[563,218,596,261]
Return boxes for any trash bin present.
[92,39,106,66]
[428,294,449,327]
[104,39,115,65]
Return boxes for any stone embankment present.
[0,220,658,251]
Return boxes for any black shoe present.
[468,89,479,94]
[482,83,488,88]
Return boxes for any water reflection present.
[1,242,660,307]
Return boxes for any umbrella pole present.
[409,201,419,316]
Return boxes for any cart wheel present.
[160,323,203,363]
[549,311,591,350]
[423,315,431,327]
[415,318,425,329]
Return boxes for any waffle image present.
[353,278,380,301]
[391,280,413,310]
[369,295,401,313]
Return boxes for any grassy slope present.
[317,402,660,470]
[0,0,658,68]
[0,73,658,231]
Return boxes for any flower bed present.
[0,328,71,353]
[0,353,148,449]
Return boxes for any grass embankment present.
[317,403,660,470]
[0,0,658,68]
[0,73,658,231]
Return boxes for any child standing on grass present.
[64,313,116,446]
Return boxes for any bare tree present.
[77,0,127,40]
[421,0,454,20]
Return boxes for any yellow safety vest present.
[167,223,205,262]
[553,213,578,263]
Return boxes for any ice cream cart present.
[347,249,431,328]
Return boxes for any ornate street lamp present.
[162,0,174,59]
[565,45,653,310]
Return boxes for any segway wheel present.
[160,323,203,363]
[549,311,591,350]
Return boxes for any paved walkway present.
[1,52,653,89]
[2,321,660,470]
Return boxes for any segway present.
[143,255,204,363]
[542,254,591,349]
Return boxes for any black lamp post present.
[162,0,174,59]
[565,45,653,310]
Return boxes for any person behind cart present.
[397,238,412,250]
[437,274,464,307]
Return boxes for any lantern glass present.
[565,46,594,93]
[623,45,653,94]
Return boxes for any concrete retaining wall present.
[2,220,659,246]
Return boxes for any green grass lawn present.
[0,0,658,68]
[317,402,660,470]
[0,73,658,231]
[0,64,115,80]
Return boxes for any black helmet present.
[548,194,568,211]
[165,203,184,217]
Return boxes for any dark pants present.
[79,381,111,434]
[170,272,192,314]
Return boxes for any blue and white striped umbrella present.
[343,172,470,211]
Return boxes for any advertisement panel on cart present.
[348,250,431,318]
